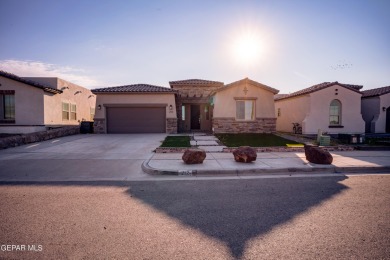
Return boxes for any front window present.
[62,102,69,120]
[182,105,185,121]
[90,107,95,121]
[236,100,255,120]
[329,99,341,125]
[0,93,15,122]
[70,104,77,120]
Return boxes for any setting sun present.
[232,31,264,65]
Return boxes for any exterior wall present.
[304,85,365,134]
[25,77,96,126]
[361,96,380,133]
[0,76,45,133]
[275,95,310,133]
[212,81,276,133]
[213,118,276,133]
[94,93,177,133]
[376,93,390,133]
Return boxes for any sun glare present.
[232,31,264,66]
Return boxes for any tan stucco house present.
[275,82,365,135]
[91,84,177,134]
[0,71,96,134]
[361,86,390,133]
[92,77,279,134]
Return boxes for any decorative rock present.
[233,146,257,163]
[304,144,333,164]
[182,149,206,164]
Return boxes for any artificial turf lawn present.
[160,136,191,147]
[216,133,300,147]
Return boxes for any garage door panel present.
[107,107,166,133]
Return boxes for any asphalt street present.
[0,174,389,259]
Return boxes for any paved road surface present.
[0,175,389,259]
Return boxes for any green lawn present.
[215,133,300,147]
[160,136,191,147]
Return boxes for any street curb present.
[142,159,390,176]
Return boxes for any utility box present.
[319,135,331,146]
[80,121,94,134]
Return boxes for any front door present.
[386,107,390,133]
[191,105,200,130]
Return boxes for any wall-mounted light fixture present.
[169,104,173,111]
[383,107,387,112]
[60,86,69,91]
[97,105,102,110]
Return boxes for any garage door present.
[106,107,166,133]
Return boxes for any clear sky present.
[0,0,389,93]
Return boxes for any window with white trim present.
[236,100,255,120]
[70,104,77,120]
[62,102,69,120]
[90,107,95,121]
[329,99,341,125]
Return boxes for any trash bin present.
[319,135,331,146]
[338,134,364,144]
[80,121,94,134]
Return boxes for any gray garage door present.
[106,107,166,133]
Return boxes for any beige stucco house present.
[275,82,365,135]
[211,78,279,133]
[0,71,96,134]
[361,86,390,133]
[92,84,177,134]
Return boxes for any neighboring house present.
[0,71,96,134]
[91,84,177,134]
[211,78,279,133]
[275,82,365,135]
[361,86,390,133]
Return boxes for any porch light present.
[204,106,208,112]
[169,104,173,111]
[383,107,387,112]
[97,105,102,110]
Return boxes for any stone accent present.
[233,146,257,163]
[182,148,207,164]
[93,118,106,134]
[0,126,80,150]
[304,144,333,164]
[213,117,276,133]
[166,118,178,134]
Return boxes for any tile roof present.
[275,81,362,101]
[0,70,62,94]
[169,79,224,86]
[91,84,176,93]
[362,86,390,98]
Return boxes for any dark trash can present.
[338,134,364,144]
[80,121,94,134]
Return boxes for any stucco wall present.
[305,85,365,134]
[213,81,276,118]
[361,96,380,132]
[94,93,177,119]
[275,95,310,133]
[375,93,390,133]
[26,78,96,126]
[0,76,45,127]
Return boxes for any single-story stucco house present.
[0,70,96,134]
[274,81,365,135]
[92,77,279,134]
[91,84,178,134]
[361,86,390,133]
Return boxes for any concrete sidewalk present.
[142,150,390,176]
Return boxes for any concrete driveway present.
[0,134,167,181]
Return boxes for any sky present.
[0,0,389,93]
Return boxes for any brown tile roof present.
[0,70,62,94]
[169,79,224,86]
[275,81,362,101]
[91,84,176,93]
[362,86,390,98]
